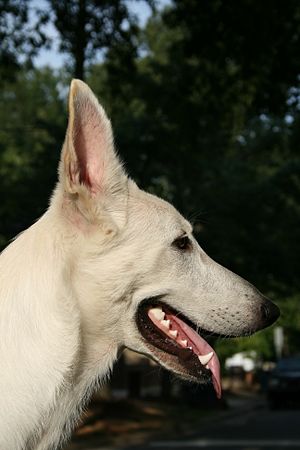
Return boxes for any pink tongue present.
[149,310,222,398]
[167,314,222,399]
[147,309,222,398]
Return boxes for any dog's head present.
[53,80,279,398]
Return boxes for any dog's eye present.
[173,235,192,251]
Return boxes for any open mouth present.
[136,298,222,399]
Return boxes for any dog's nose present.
[260,299,280,327]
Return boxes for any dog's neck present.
[0,209,119,450]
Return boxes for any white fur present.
[0,80,274,450]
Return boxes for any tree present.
[0,0,299,360]
[0,68,65,248]
[124,0,300,295]
[87,1,300,360]
[48,0,141,80]
[0,0,48,83]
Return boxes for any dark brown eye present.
[173,235,192,251]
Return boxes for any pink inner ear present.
[72,99,106,193]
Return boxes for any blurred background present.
[1,1,300,449]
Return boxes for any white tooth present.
[161,319,170,329]
[198,352,214,366]
[149,308,165,321]
[180,339,188,347]
[169,330,178,338]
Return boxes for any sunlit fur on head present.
[0,79,278,450]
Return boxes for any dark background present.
[0,3,299,446]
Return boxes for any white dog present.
[0,80,279,450]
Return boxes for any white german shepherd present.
[0,80,279,450]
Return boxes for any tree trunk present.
[74,0,86,80]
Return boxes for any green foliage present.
[215,329,277,364]
[277,294,300,354]
[0,68,65,245]
[87,0,300,358]
[0,0,49,83]
[48,0,141,79]
[0,0,299,360]
[89,1,300,298]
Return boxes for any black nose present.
[260,299,280,328]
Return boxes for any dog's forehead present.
[128,184,191,235]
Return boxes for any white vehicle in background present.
[225,351,257,373]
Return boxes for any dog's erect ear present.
[60,79,126,197]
